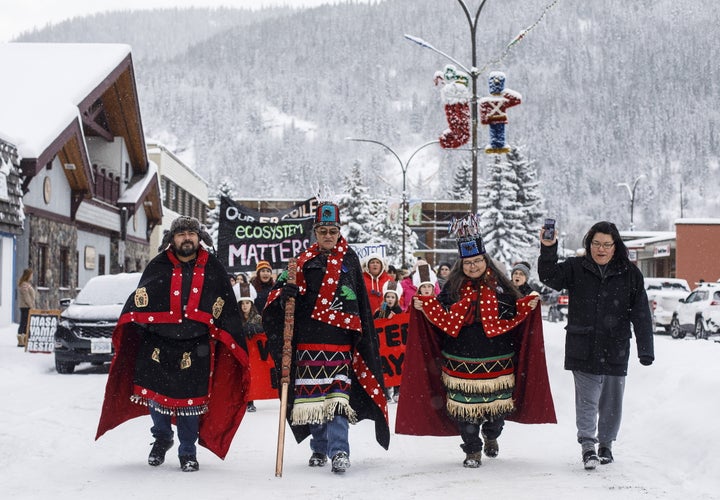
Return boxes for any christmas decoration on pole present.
[479,71,521,154]
[434,65,471,149]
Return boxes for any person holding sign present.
[263,202,389,474]
[96,216,250,472]
[396,214,555,468]
[16,268,35,347]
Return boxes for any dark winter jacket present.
[538,242,654,376]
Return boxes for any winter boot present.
[482,434,499,458]
[463,451,482,468]
[331,451,350,473]
[180,455,199,472]
[582,449,600,470]
[148,438,174,466]
[598,447,614,465]
[308,452,327,467]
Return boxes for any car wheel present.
[695,317,707,340]
[55,358,76,374]
[670,317,685,339]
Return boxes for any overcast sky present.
[1,0,361,43]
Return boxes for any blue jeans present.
[309,415,349,458]
[149,405,199,457]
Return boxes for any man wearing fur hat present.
[263,202,389,474]
[96,216,250,472]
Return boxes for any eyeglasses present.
[316,228,340,236]
[591,241,615,250]
[462,258,486,268]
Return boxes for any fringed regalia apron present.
[421,280,533,424]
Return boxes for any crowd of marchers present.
[91,206,653,475]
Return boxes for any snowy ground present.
[1,321,718,499]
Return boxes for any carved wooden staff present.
[275,257,297,477]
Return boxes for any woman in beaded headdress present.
[395,214,556,468]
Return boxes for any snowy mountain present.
[14,0,720,239]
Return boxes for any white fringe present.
[130,395,209,417]
[446,398,515,422]
[290,396,357,426]
[442,372,515,394]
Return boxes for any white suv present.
[669,282,720,340]
[644,278,690,333]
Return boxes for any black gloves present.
[280,283,299,300]
[639,356,653,366]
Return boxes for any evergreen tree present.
[507,145,545,259]
[206,179,237,247]
[337,160,379,244]
[477,155,529,267]
[371,190,419,269]
[447,157,473,200]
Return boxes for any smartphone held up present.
[542,218,556,241]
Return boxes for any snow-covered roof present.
[0,43,131,159]
[675,218,720,225]
[621,231,675,248]
[118,160,158,205]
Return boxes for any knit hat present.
[382,280,403,301]
[412,262,437,288]
[256,260,272,272]
[314,202,341,228]
[234,283,257,302]
[511,261,531,280]
[448,214,485,258]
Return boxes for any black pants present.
[458,418,505,454]
[18,308,30,335]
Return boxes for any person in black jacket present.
[538,220,654,470]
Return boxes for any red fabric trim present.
[296,343,352,352]
[353,352,389,422]
[132,385,210,408]
[292,237,362,332]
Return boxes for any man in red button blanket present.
[263,202,389,474]
[96,216,250,472]
[395,214,555,468]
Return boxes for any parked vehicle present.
[669,282,720,340]
[543,288,569,322]
[644,277,691,334]
[54,273,141,374]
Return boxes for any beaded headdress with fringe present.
[448,214,486,258]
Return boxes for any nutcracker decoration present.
[479,71,522,154]
[434,65,471,149]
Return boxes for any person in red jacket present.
[362,253,393,313]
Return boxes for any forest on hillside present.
[16,0,720,246]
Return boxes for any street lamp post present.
[405,0,490,214]
[346,138,440,267]
[617,174,646,231]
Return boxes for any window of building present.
[37,243,49,287]
[98,254,106,275]
[59,247,71,288]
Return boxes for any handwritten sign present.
[25,309,60,353]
